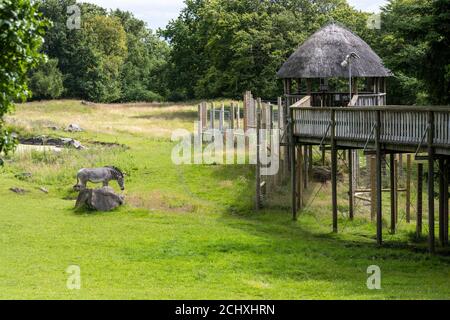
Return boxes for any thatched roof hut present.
[277,23,392,79]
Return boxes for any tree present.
[112,9,169,102]
[29,58,65,99]
[0,0,47,162]
[163,0,370,100]
[375,0,432,105]
[81,15,128,102]
[421,0,450,104]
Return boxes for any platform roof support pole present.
[348,149,354,220]
[417,163,424,238]
[375,110,383,245]
[428,111,435,254]
[331,109,338,233]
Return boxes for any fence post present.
[256,99,262,211]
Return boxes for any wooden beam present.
[439,158,445,246]
[370,156,377,222]
[290,108,297,220]
[255,100,262,211]
[444,159,449,247]
[375,110,383,245]
[406,154,412,223]
[331,109,338,233]
[390,154,396,234]
[428,111,435,253]
[348,149,354,220]
[395,158,399,224]
[417,163,424,238]
[298,146,304,210]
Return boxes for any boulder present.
[75,187,124,212]
[10,187,27,194]
[19,136,86,150]
[65,124,83,132]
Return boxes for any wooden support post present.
[290,108,297,220]
[219,103,225,132]
[439,158,445,246]
[370,156,377,222]
[297,146,304,210]
[395,159,399,224]
[406,155,412,223]
[309,145,313,180]
[331,109,338,233]
[303,145,308,190]
[255,102,262,211]
[236,102,241,130]
[231,103,235,130]
[417,163,424,238]
[390,154,396,234]
[444,159,449,246]
[375,110,383,245]
[211,103,215,130]
[428,111,435,253]
[398,154,404,178]
[348,149,354,220]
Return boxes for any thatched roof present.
[277,23,392,79]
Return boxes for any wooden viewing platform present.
[289,104,450,253]
[291,106,450,155]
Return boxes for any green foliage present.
[163,0,370,100]
[376,0,450,105]
[28,58,65,99]
[36,1,169,103]
[0,0,47,161]
[112,9,170,102]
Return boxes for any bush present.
[122,84,163,102]
[28,59,65,100]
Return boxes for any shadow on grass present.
[206,164,450,263]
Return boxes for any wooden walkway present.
[289,105,450,253]
[292,106,450,155]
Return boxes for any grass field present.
[0,100,449,300]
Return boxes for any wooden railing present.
[292,106,450,151]
[290,96,311,109]
[349,93,387,106]
[286,93,351,107]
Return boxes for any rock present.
[312,166,343,183]
[19,136,86,150]
[39,187,49,194]
[15,172,32,181]
[10,187,27,194]
[75,187,124,212]
[65,124,83,132]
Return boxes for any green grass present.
[0,100,449,300]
